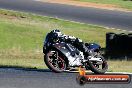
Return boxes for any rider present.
[50,29,90,57]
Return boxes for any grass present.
[0,9,131,72]
[108,60,132,72]
[75,0,132,10]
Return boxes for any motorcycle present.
[43,31,108,74]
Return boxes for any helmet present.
[52,29,60,33]
[51,29,62,36]
[49,29,62,41]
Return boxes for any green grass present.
[75,0,132,10]
[108,60,132,72]
[0,9,131,72]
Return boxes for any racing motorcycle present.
[43,31,108,74]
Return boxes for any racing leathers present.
[50,30,89,57]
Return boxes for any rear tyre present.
[44,49,67,73]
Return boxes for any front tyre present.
[44,49,67,73]
[88,55,108,74]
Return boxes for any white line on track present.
[34,0,41,1]
[66,70,132,74]
[106,72,132,74]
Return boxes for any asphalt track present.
[0,67,131,88]
[0,0,132,31]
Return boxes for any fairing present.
[52,43,83,66]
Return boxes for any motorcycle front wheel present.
[44,49,67,73]
[88,54,108,74]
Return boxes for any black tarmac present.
[0,67,131,88]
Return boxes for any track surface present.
[0,67,131,88]
[0,0,132,30]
